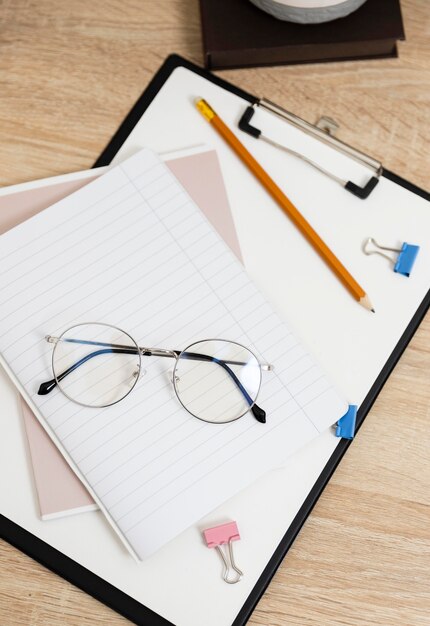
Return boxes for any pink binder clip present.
[203,521,243,584]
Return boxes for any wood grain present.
[0,1,429,625]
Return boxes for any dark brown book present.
[199,0,405,70]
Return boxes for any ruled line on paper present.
[0,161,168,269]
[18,233,239,383]
[0,148,346,559]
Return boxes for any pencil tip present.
[359,294,374,312]
[371,308,375,313]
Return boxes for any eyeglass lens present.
[173,339,261,423]
[52,323,140,407]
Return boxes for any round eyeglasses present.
[37,323,273,424]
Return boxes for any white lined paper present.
[0,148,347,559]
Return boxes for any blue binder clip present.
[394,243,420,276]
[335,405,357,440]
[363,238,420,277]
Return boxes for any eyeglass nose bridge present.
[140,347,178,360]
[140,347,179,385]
[168,369,180,385]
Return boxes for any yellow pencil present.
[196,98,374,312]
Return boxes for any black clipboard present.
[1,54,429,626]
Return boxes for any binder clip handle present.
[215,541,243,585]
[203,521,243,584]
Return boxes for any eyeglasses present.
[37,323,273,424]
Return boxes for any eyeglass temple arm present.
[38,339,268,423]
[37,347,138,396]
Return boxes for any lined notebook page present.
[0,149,347,559]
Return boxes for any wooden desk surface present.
[0,1,429,624]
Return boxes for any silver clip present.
[215,540,243,585]
[362,237,400,266]
[238,99,382,199]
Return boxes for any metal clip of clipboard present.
[239,98,382,199]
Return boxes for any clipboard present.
[1,54,429,626]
